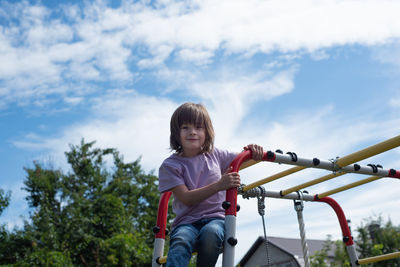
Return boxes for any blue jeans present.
[166,218,224,267]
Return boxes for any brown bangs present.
[176,104,206,127]
[170,102,215,153]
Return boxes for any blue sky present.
[1,0,400,263]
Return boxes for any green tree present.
[0,188,14,264]
[15,249,73,267]
[1,139,172,266]
[312,216,400,267]
[0,227,32,265]
[332,240,350,266]
[310,235,350,267]
[310,240,330,267]
[0,188,11,216]
[1,189,35,265]
[355,216,400,266]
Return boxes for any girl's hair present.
[170,102,215,153]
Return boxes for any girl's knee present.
[170,224,198,251]
[197,222,224,252]
[196,229,223,266]
[200,220,224,240]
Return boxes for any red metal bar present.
[225,151,271,216]
[225,152,249,216]
[388,169,400,179]
[314,196,354,246]
[155,191,172,239]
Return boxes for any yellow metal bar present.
[239,159,260,170]
[317,176,382,198]
[157,256,167,264]
[336,135,400,168]
[242,166,306,192]
[281,172,346,196]
[357,251,400,265]
[157,252,198,264]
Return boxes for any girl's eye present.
[196,125,203,129]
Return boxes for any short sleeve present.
[158,159,185,193]
[214,147,238,174]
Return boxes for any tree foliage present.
[355,216,400,266]
[0,188,11,216]
[310,235,350,267]
[0,139,172,266]
[311,216,400,267]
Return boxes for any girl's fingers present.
[244,144,264,160]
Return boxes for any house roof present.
[238,236,335,266]
[267,236,335,258]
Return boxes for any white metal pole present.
[152,238,165,267]
[222,215,237,267]
[346,244,359,266]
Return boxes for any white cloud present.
[177,48,214,65]
[137,44,174,68]
[371,42,400,73]
[390,98,400,107]
[2,0,400,109]
[13,90,177,172]
[0,1,133,108]
[124,0,400,55]
[9,62,293,170]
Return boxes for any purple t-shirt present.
[158,147,237,229]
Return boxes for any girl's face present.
[179,123,206,157]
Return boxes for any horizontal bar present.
[156,252,198,265]
[157,256,167,264]
[239,159,260,170]
[240,187,315,202]
[242,166,306,192]
[336,135,400,168]
[316,176,382,198]
[270,152,396,177]
[281,172,346,196]
[263,152,399,195]
[357,251,400,265]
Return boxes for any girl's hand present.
[244,144,264,161]
[218,166,241,190]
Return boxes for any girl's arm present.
[171,167,240,206]
[172,144,264,206]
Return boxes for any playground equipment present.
[152,135,400,266]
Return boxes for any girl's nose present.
[189,126,197,134]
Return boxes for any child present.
[158,102,263,267]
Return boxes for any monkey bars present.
[243,135,400,195]
[152,134,400,266]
